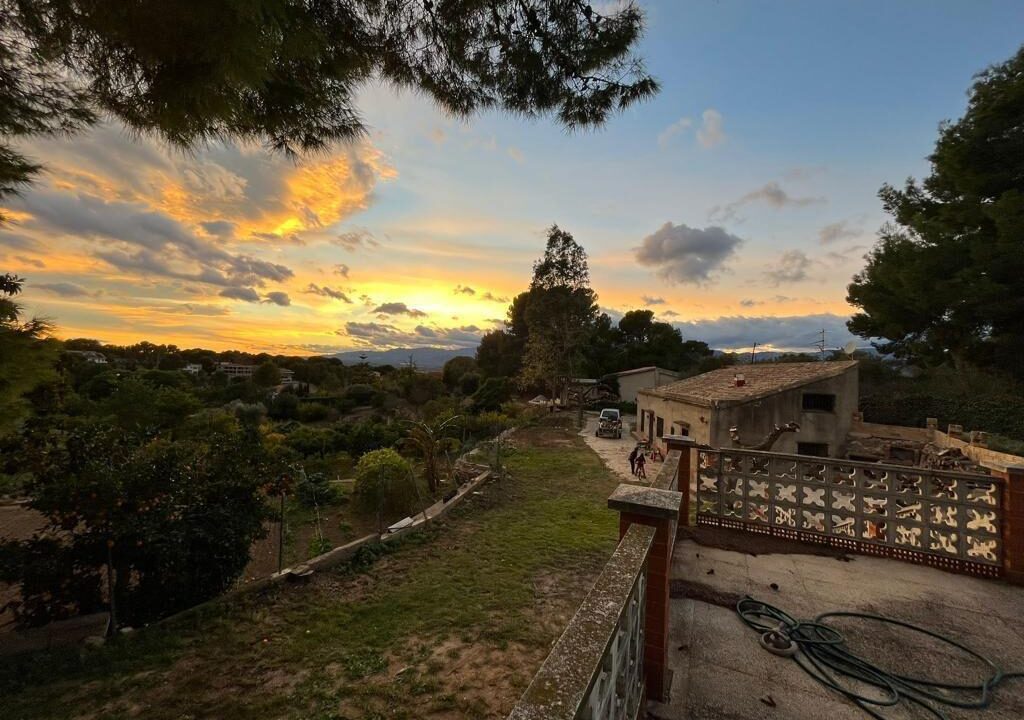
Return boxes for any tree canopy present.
[0,0,657,208]
[0,274,58,435]
[847,45,1024,378]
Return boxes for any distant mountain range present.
[333,346,475,370]
[333,345,879,370]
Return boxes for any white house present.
[612,366,681,404]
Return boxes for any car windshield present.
[600,410,619,420]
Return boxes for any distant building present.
[216,362,255,378]
[216,362,295,384]
[183,363,203,375]
[611,366,680,404]
[636,360,859,458]
[65,350,108,364]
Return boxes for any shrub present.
[459,372,481,395]
[471,376,511,412]
[442,356,477,388]
[353,448,416,518]
[295,472,340,507]
[297,402,332,423]
[346,383,376,405]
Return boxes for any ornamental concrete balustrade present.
[507,441,692,719]
[694,447,1024,582]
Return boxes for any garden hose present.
[736,597,1024,719]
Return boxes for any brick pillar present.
[1001,465,1024,585]
[609,483,683,703]
[663,435,696,527]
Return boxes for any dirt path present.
[579,412,639,482]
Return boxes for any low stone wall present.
[932,430,1023,473]
[849,418,1024,473]
[849,419,931,442]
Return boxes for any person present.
[635,450,647,479]
[628,446,639,476]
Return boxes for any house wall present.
[711,368,859,456]
[617,368,681,404]
[635,393,711,447]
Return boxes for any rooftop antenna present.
[815,329,827,361]
[842,340,858,356]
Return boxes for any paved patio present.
[653,540,1024,719]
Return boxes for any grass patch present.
[1,419,621,720]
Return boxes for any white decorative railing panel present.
[696,448,1003,578]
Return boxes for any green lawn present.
[1,419,623,720]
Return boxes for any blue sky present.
[4,1,1022,353]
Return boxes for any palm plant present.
[402,416,461,494]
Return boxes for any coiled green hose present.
[736,597,1024,719]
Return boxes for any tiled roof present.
[613,366,680,378]
[639,360,857,407]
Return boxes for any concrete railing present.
[694,447,1015,579]
[508,472,685,718]
[507,523,654,720]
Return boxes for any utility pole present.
[815,329,827,361]
[750,342,758,364]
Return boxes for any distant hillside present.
[332,346,475,370]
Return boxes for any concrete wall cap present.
[607,483,683,518]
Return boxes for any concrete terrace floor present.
[655,540,1024,720]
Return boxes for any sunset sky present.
[3,1,1022,355]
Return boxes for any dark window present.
[802,393,836,412]
[797,442,829,457]
[656,417,664,438]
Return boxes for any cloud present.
[481,291,509,303]
[182,304,230,316]
[32,281,97,298]
[765,250,813,285]
[372,302,427,318]
[219,287,261,303]
[332,228,380,252]
[453,284,476,296]
[709,182,825,223]
[0,232,42,251]
[818,220,861,245]
[672,313,857,351]
[263,291,291,307]
[642,295,666,305]
[657,117,692,148]
[15,256,45,268]
[200,220,237,237]
[339,321,482,349]
[660,310,680,318]
[304,284,353,303]
[16,189,294,291]
[696,109,726,149]
[429,127,447,145]
[507,146,525,164]
[333,264,350,278]
[741,295,798,307]
[634,222,743,285]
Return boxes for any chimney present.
[734,373,745,387]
